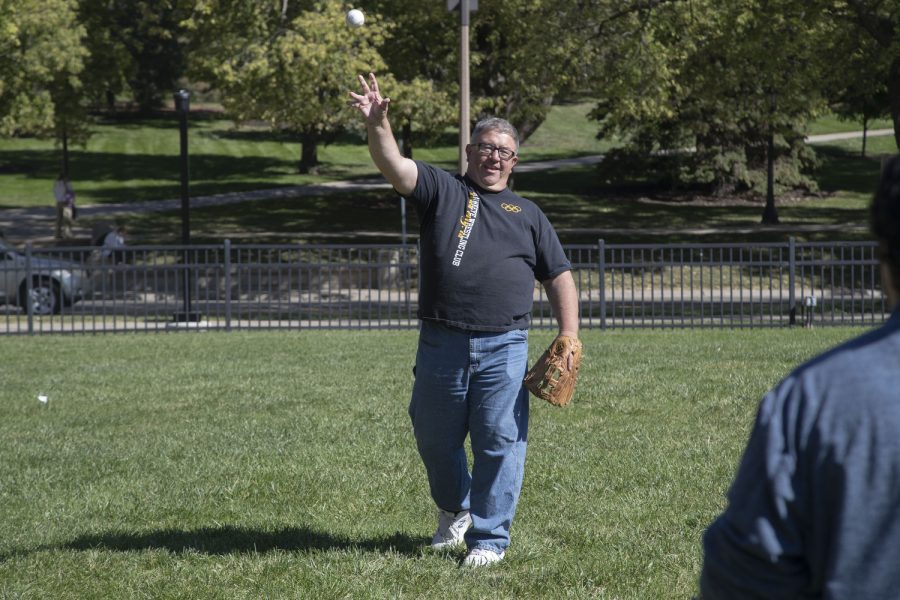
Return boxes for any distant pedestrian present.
[698,154,900,599]
[100,225,126,262]
[53,173,77,239]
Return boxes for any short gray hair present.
[471,117,519,151]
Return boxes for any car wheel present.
[19,278,61,315]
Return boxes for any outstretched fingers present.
[349,73,390,116]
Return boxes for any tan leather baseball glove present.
[523,334,583,407]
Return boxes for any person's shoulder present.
[787,314,900,395]
[811,315,898,364]
[414,161,464,190]
[414,160,456,179]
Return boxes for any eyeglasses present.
[474,143,517,161]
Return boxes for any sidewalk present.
[1,129,889,244]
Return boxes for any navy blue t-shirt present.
[410,160,571,332]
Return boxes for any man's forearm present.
[367,115,416,195]
[544,270,579,337]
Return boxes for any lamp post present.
[449,0,477,175]
[173,89,200,322]
[175,90,191,245]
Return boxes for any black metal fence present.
[0,239,890,335]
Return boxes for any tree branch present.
[844,0,895,46]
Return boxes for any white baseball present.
[346,9,365,27]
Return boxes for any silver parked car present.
[0,240,92,315]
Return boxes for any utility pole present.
[449,0,477,175]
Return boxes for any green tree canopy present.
[838,0,900,150]
[78,0,191,112]
[368,0,592,143]
[587,0,832,198]
[186,0,393,173]
[0,0,88,140]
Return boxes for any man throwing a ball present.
[350,73,579,567]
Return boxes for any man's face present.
[465,130,518,192]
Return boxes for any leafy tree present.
[0,0,89,174]
[588,0,827,216]
[388,78,456,159]
[836,0,900,151]
[817,17,890,157]
[367,0,593,144]
[185,0,391,173]
[465,1,590,141]
[78,0,191,112]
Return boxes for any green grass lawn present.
[805,114,894,135]
[0,106,896,246]
[0,327,861,598]
[0,114,386,208]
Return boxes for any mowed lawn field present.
[0,326,862,599]
[1,105,895,246]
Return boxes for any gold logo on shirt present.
[452,191,480,267]
[501,203,521,213]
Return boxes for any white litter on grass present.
[38,394,49,406]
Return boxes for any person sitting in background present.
[698,154,900,599]
[100,225,126,262]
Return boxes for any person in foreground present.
[698,154,900,599]
[350,73,580,567]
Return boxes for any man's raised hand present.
[349,73,390,121]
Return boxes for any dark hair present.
[872,154,900,288]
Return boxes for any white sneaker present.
[462,547,505,567]
[430,509,471,550]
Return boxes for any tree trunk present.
[401,122,413,159]
[890,56,900,152]
[761,127,779,225]
[62,129,70,178]
[511,96,554,144]
[862,116,868,158]
[298,139,319,174]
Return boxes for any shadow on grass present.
[813,146,884,194]
[2,525,425,560]
[0,148,379,206]
[123,189,412,245]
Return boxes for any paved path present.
[1,129,890,244]
[806,128,894,143]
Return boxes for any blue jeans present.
[409,321,530,553]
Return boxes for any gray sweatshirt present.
[700,309,900,599]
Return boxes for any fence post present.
[25,242,34,335]
[788,236,796,327]
[403,243,412,323]
[224,239,232,331]
[598,238,606,330]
